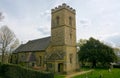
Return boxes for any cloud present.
[0,0,120,47]
[0,10,51,43]
[37,27,50,35]
[79,19,92,28]
[103,33,120,47]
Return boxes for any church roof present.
[14,36,51,53]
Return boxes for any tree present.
[0,26,19,63]
[77,39,87,47]
[78,37,117,68]
[0,12,4,21]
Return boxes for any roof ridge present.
[28,36,51,42]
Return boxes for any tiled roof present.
[14,36,51,53]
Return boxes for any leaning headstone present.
[99,73,103,78]
[108,68,111,72]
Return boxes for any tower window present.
[70,29,72,39]
[56,16,60,25]
[69,54,73,64]
[69,16,72,26]
[39,56,42,66]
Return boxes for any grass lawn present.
[54,74,65,78]
[73,68,120,78]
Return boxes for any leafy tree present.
[77,39,87,47]
[78,37,117,68]
[77,39,87,52]
[0,26,19,64]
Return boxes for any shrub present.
[0,64,54,78]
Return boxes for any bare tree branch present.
[0,26,19,63]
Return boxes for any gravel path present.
[65,70,93,78]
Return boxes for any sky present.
[0,0,120,47]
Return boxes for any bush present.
[0,64,54,78]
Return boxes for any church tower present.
[48,3,77,74]
[51,3,76,46]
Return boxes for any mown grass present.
[80,66,92,71]
[73,68,120,78]
[54,74,65,78]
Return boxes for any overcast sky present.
[0,0,120,47]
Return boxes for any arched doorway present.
[58,63,63,72]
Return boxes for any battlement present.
[51,3,76,14]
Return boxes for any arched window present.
[39,56,42,66]
[69,16,72,26]
[70,29,72,39]
[56,16,60,25]
[69,53,73,64]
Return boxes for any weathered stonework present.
[51,3,76,14]
[48,3,77,74]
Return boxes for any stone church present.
[12,3,78,74]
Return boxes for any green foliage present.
[73,68,120,78]
[78,37,117,68]
[0,64,54,78]
[77,39,87,47]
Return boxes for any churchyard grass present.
[54,74,65,78]
[73,68,120,78]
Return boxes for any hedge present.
[0,64,54,78]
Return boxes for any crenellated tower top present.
[51,3,76,14]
